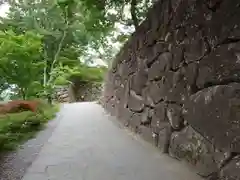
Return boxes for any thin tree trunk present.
[47,6,68,85]
[20,88,26,100]
[43,49,48,87]
[47,94,52,104]
[46,30,66,88]
[131,0,139,29]
[49,6,69,76]
[45,7,69,104]
[50,31,67,74]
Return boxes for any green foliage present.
[69,65,107,83]
[0,30,44,99]
[53,64,107,86]
[0,0,153,101]
[0,102,59,152]
[2,0,113,46]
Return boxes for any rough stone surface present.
[169,126,219,177]
[184,84,240,153]
[127,91,144,112]
[128,113,142,132]
[130,63,148,95]
[220,156,240,180]
[138,125,158,147]
[166,104,183,130]
[140,107,153,126]
[54,83,102,103]
[101,0,240,179]
[157,125,172,154]
[54,86,71,103]
[148,52,173,81]
[151,102,168,133]
[74,83,102,102]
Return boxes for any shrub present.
[0,100,39,114]
[0,102,59,152]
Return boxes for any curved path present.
[21,102,202,180]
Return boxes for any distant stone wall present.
[54,86,71,103]
[55,83,102,103]
[101,0,240,179]
[73,82,102,102]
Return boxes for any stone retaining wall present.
[73,82,102,102]
[55,83,102,103]
[101,0,240,179]
[55,86,72,103]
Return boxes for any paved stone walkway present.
[22,102,202,180]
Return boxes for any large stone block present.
[138,125,159,147]
[151,102,168,133]
[127,91,144,112]
[130,67,148,95]
[184,83,240,152]
[204,0,240,48]
[169,126,219,176]
[184,30,209,63]
[128,113,141,132]
[164,71,188,102]
[116,107,133,126]
[114,86,125,100]
[147,72,176,103]
[181,63,198,93]
[220,156,240,180]
[197,43,240,89]
[145,29,156,46]
[143,81,163,105]
[140,107,154,126]
[118,61,136,79]
[148,52,173,80]
[157,125,172,153]
[154,102,166,120]
[171,45,184,69]
[170,0,189,28]
[143,41,169,66]
[106,98,117,115]
[166,104,183,130]
[113,74,122,88]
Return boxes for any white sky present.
[0,4,9,17]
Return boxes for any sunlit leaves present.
[0,30,44,99]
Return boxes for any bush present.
[0,102,59,152]
[0,100,39,114]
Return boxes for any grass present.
[0,101,59,152]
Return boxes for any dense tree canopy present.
[0,31,44,99]
[0,0,153,101]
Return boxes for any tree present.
[0,0,111,102]
[0,30,44,99]
[72,0,154,29]
[0,0,155,102]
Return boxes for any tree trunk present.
[20,88,26,100]
[131,0,139,29]
[47,94,52,104]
